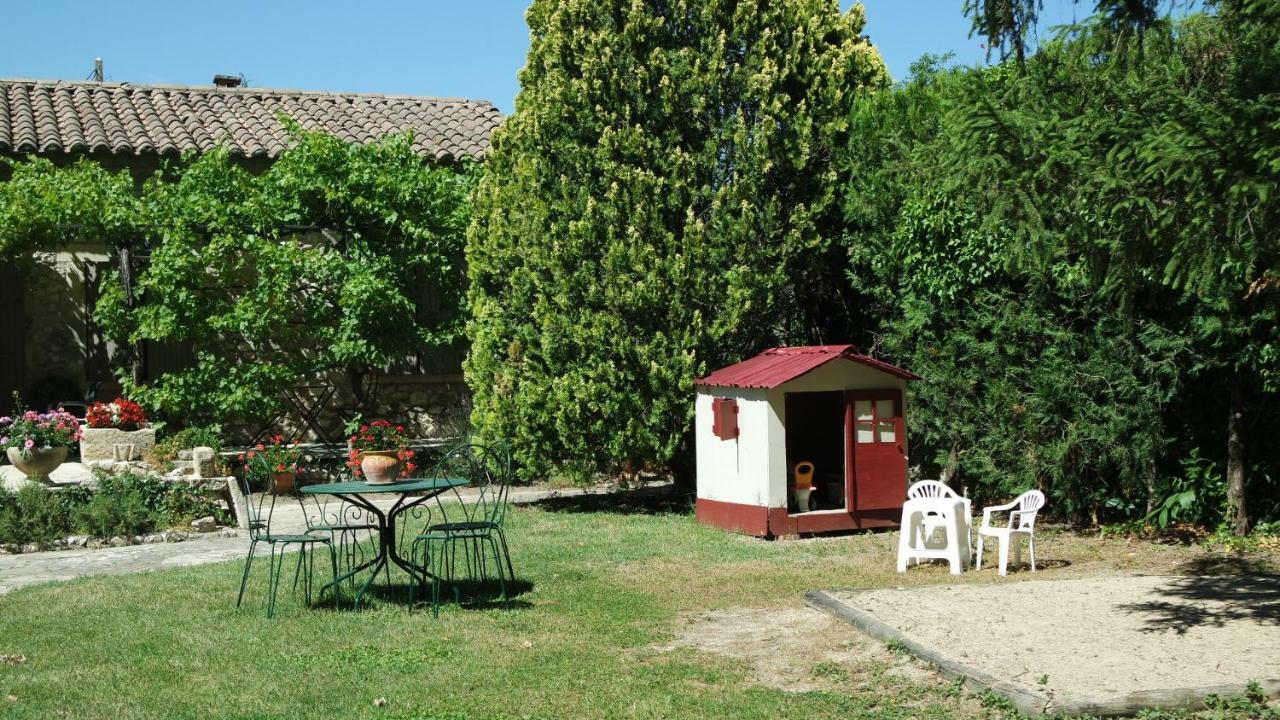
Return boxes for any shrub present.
[93,471,230,528]
[151,425,223,463]
[73,490,154,538]
[0,484,74,548]
[0,472,230,550]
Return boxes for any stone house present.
[0,77,502,440]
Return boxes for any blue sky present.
[0,1,1138,112]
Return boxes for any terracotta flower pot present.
[6,446,69,483]
[360,451,402,485]
[271,470,297,495]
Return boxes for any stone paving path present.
[0,482,660,595]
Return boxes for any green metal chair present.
[300,485,385,589]
[409,443,515,617]
[235,470,340,618]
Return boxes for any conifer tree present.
[466,0,887,479]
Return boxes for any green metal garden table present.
[300,477,467,606]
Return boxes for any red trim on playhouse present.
[695,498,770,536]
[696,344,921,389]
[696,498,900,538]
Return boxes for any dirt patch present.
[658,606,937,693]
[820,574,1280,709]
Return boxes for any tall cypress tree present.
[466,0,887,480]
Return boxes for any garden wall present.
[238,374,472,444]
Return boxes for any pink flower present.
[24,439,34,449]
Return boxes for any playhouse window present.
[855,399,897,444]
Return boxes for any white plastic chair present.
[906,480,973,560]
[975,490,1045,576]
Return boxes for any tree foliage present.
[465,0,888,480]
[844,2,1279,530]
[3,129,474,428]
[0,157,142,259]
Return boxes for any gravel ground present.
[825,574,1280,705]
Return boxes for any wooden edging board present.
[804,588,1280,717]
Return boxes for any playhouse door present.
[846,390,906,511]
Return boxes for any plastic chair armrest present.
[1008,509,1036,528]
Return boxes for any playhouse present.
[694,345,920,537]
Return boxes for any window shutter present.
[711,398,739,440]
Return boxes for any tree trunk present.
[116,246,144,386]
[1225,373,1249,536]
[1145,455,1159,516]
[670,427,696,495]
[347,366,375,416]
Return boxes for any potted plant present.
[80,397,155,463]
[0,394,82,483]
[242,435,302,495]
[346,420,417,485]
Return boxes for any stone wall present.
[240,375,473,444]
[23,246,115,403]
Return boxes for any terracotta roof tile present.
[0,78,501,161]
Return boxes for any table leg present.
[311,487,455,608]
[386,494,438,587]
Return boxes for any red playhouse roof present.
[696,344,920,389]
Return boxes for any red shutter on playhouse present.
[711,398,739,440]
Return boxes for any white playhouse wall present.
[696,359,910,512]
[694,386,787,508]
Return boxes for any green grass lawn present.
[0,494,1274,720]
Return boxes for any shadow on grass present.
[321,577,536,612]
[966,557,1072,573]
[529,485,694,515]
[1119,556,1280,634]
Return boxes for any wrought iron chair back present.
[410,441,516,616]
[431,443,512,526]
[241,469,289,540]
[301,488,375,531]
[236,463,339,617]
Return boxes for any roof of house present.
[696,344,920,389]
[0,78,502,161]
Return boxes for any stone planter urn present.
[6,446,69,483]
[80,427,156,463]
[360,451,402,485]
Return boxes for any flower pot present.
[271,471,297,495]
[6,446,69,483]
[80,427,156,463]
[794,487,813,514]
[360,451,402,485]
